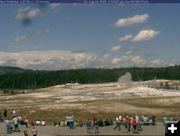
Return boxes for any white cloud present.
[147,58,175,67]
[125,50,133,55]
[150,58,169,67]
[112,58,121,65]
[111,45,121,52]
[16,7,41,21]
[0,51,174,70]
[131,56,144,64]
[103,53,111,59]
[74,53,89,63]
[13,29,50,43]
[114,14,149,27]
[131,29,160,42]
[0,51,97,70]
[119,35,133,42]
[151,59,162,65]
[112,55,145,65]
[36,29,50,35]
[14,35,27,42]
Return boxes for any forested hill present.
[0,66,26,74]
[0,66,180,90]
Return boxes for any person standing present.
[66,114,74,129]
[42,120,46,126]
[135,114,139,124]
[12,110,16,118]
[3,109,7,120]
[25,116,29,128]
[32,127,38,136]
[12,116,19,132]
[86,118,92,134]
[132,117,137,133]
[126,116,131,132]
[114,117,121,131]
[92,115,97,130]
[5,120,12,134]
[94,119,99,134]
[172,114,176,121]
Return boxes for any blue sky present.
[0,3,180,70]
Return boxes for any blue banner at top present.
[46,0,179,3]
[149,0,180,3]
[0,0,180,3]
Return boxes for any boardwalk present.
[0,122,165,136]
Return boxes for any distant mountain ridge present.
[0,66,26,74]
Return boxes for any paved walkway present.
[0,122,165,136]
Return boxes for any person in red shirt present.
[133,117,140,134]
[132,117,137,131]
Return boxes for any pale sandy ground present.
[0,81,180,115]
[0,80,179,135]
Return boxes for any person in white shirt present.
[36,120,41,126]
[41,120,46,126]
[114,117,121,130]
[12,116,19,132]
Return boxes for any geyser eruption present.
[118,72,133,87]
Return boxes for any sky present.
[0,3,180,70]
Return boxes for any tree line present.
[0,65,180,90]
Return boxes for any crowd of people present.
[0,109,179,135]
[53,114,157,134]
[163,114,177,125]
[113,115,144,133]
[0,109,39,136]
